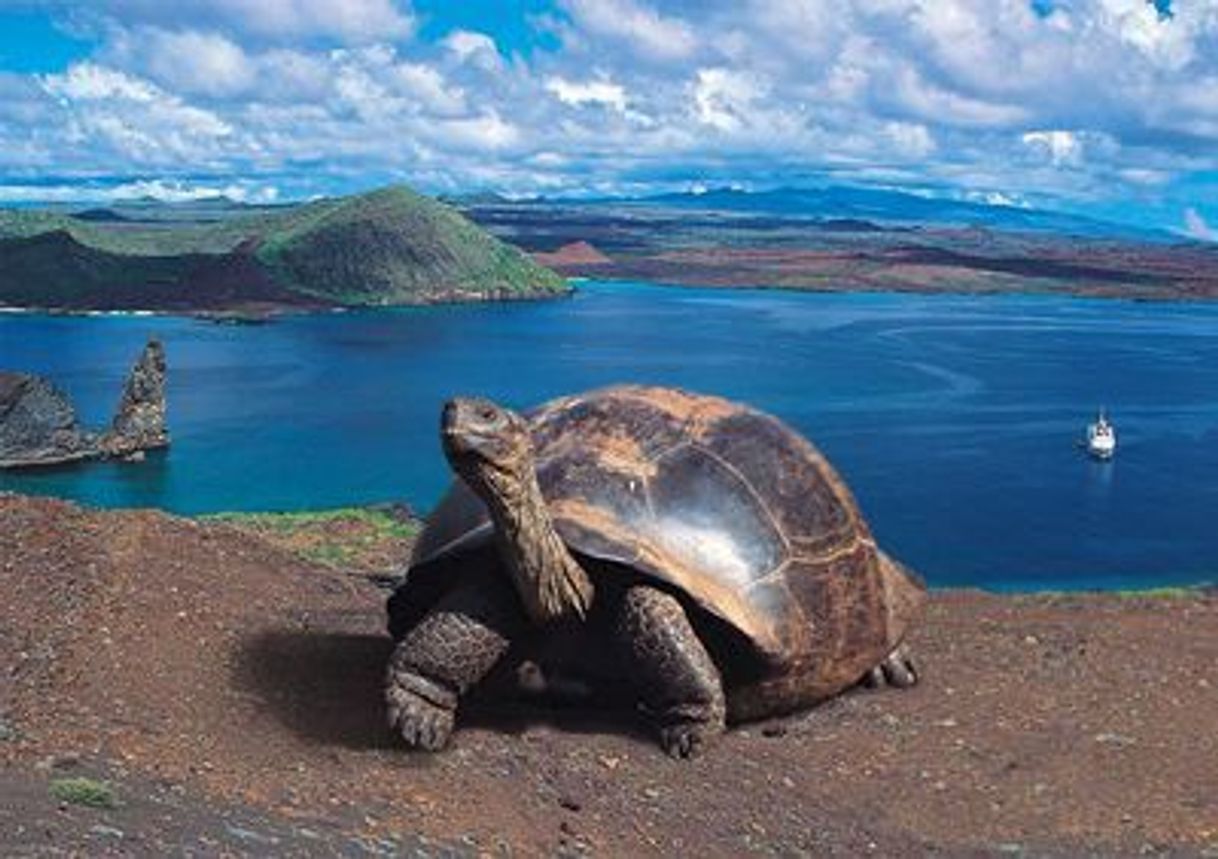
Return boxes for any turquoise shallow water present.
[3,281,1217,591]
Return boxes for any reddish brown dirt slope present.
[532,241,612,268]
[1,493,1216,856]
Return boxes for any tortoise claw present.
[658,718,722,759]
[865,644,918,690]
[386,668,456,751]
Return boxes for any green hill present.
[0,186,569,312]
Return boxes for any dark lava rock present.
[0,373,92,467]
[1,338,168,469]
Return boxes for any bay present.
[2,280,1217,591]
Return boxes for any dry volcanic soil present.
[1,493,1216,856]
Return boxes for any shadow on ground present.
[234,630,398,751]
[233,628,655,752]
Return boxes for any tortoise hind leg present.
[614,585,726,758]
[861,643,919,690]
[386,580,523,750]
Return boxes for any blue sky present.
[0,0,1215,237]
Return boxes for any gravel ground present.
[2,493,1216,856]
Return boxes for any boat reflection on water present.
[1084,455,1115,504]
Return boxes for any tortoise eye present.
[478,406,497,422]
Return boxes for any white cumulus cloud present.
[560,0,697,61]
[41,63,235,165]
[443,30,502,71]
[692,68,764,132]
[42,63,160,102]
[1022,130,1084,166]
[117,29,257,98]
[99,0,415,42]
[546,77,627,111]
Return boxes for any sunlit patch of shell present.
[645,516,756,588]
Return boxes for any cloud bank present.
[2,0,1217,230]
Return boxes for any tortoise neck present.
[472,460,594,625]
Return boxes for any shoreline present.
[577,276,1218,306]
[4,272,1218,321]
[0,283,576,321]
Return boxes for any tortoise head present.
[440,395,595,623]
[441,396,532,492]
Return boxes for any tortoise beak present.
[440,399,475,457]
[441,399,462,438]
[440,397,509,462]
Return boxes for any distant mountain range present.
[619,188,1174,241]
[459,185,1178,243]
[0,186,568,313]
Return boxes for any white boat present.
[1086,410,1116,459]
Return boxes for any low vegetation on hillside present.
[0,186,568,312]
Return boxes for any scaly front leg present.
[386,580,523,750]
[614,585,726,758]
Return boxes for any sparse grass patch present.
[207,507,416,537]
[49,777,117,809]
[202,506,418,575]
[1014,584,1213,604]
[1112,586,1207,600]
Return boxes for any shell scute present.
[782,550,888,681]
[645,443,787,587]
[537,449,651,525]
[696,409,864,556]
[532,389,687,466]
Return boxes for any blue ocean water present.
[2,281,1217,591]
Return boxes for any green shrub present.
[49,777,117,809]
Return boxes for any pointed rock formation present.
[1,339,169,469]
[99,339,169,458]
[0,374,93,467]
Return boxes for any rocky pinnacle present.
[100,339,169,457]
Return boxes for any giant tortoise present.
[386,385,925,757]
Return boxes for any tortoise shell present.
[406,385,921,694]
